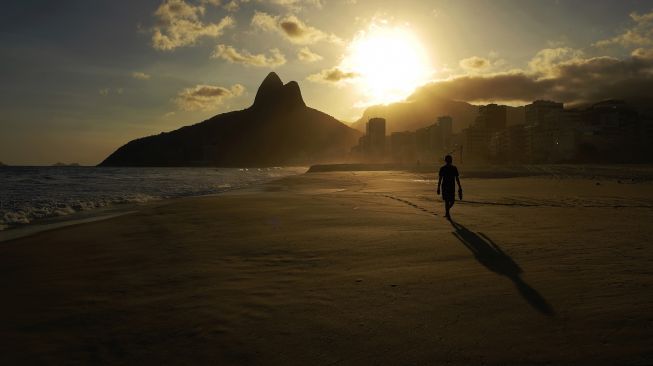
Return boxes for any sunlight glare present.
[342,23,433,106]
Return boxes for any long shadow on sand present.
[450,221,554,316]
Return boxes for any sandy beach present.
[1,170,652,365]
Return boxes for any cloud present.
[151,0,235,51]
[251,11,277,30]
[174,84,245,111]
[211,44,286,67]
[251,11,340,45]
[410,49,653,105]
[307,67,358,83]
[223,0,239,12]
[411,72,557,103]
[259,0,323,11]
[528,47,584,76]
[297,47,323,62]
[457,52,508,75]
[459,56,490,71]
[131,71,151,80]
[594,10,653,48]
[632,47,653,59]
[218,0,254,12]
[154,0,203,23]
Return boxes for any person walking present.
[436,155,463,220]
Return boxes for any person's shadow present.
[451,221,554,316]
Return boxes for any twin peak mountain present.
[100,72,361,167]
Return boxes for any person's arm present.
[456,175,463,199]
[437,174,442,195]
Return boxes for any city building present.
[366,118,386,159]
[525,100,564,127]
[352,100,648,165]
[390,131,416,163]
[410,116,456,162]
[462,125,491,163]
[415,126,435,154]
[477,104,507,131]
[437,116,453,150]
[351,117,387,161]
[576,100,639,162]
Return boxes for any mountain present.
[352,99,479,134]
[100,73,361,167]
[352,96,526,134]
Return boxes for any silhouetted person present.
[436,155,462,220]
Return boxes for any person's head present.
[444,155,453,165]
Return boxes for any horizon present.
[1,0,653,165]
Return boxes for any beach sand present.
[1,170,652,365]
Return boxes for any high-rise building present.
[437,116,453,150]
[391,131,416,163]
[576,100,639,162]
[462,105,505,162]
[415,126,434,153]
[366,118,386,158]
[463,125,491,163]
[525,100,564,127]
[477,104,507,131]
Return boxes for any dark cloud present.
[459,56,490,70]
[280,20,302,37]
[307,67,358,83]
[251,11,340,45]
[174,84,245,111]
[410,50,653,105]
[211,44,286,67]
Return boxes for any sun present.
[341,23,433,106]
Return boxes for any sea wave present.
[0,166,305,230]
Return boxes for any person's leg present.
[443,198,449,217]
[448,199,456,219]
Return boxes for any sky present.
[1,0,652,165]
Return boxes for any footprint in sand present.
[382,194,438,217]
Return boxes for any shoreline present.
[0,210,137,243]
[0,184,266,243]
[3,163,651,236]
[308,163,653,180]
[0,167,308,238]
[4,167,652,242]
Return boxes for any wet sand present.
[1,171,652,365]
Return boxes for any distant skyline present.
[1,0,652,165]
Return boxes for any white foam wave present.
[0,166,306,230]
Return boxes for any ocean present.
[0,166,306,231]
